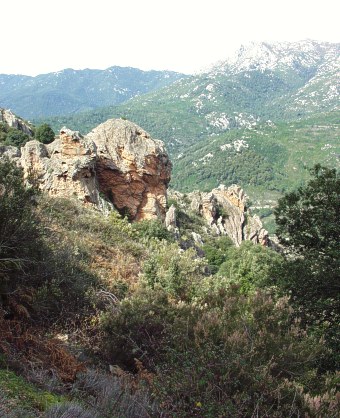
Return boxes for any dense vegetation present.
[0,122,55,147]
[0,68,186,119]
[0,159,339,417]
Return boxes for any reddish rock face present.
[86,119,172,221]
[5,119,172,222]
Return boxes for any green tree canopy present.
[34,123,55,144]
[3,128,30,147]
[275,164,339,261]
[274,164,340,368]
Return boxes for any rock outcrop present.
[20,128,99,203]
[0,108,34,136]
[0,119,172,221]
[188,185,269,246]
[86,119,171,221]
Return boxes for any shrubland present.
[0,159,339,417]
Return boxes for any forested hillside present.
[0,67,186,118]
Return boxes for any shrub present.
[142,241,206,300]
[218,241,283,293]
[3,128,30,147]
[34,123,55,144]
[132,219,173,241]
[101,285,336,417]
[0,158,40,295]
[202,235,233,273]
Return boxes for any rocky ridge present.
[0,108,34,136]
[208,40,339,76]
[167,185,269,247]
[190,185,268,246]
[0,114,268,245]
[1,119,172,221]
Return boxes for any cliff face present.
[188,185,268,246]
[0,108,34,136]
[86,119,172,221]
[0,119,172,221]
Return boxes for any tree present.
[275,164,339,260]
[274,164,340,367]
[35,123,55,144]
[4,128,30,147]
[0,158,39,294]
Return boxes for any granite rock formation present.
[188,185,268,246]
[86,119,172,221]
[0,108,34,136]
[0,119,172,221]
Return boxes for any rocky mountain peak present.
[207,40,340,75]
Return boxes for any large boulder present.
[86,119,172,221]
[20,128,98,203]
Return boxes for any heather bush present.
[132,218,174,242]
[101,282,338,417]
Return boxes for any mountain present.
[0,67,187,118]
[39,40,339,147]
[32,40,339,210]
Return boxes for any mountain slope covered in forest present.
[0,67,186,118]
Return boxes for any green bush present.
[0,158,40,294]
[132,219,173,241]
[3,128,30,147]
[202,235,233,273]
[101,285,337,417]
[34,123,55,144]
[142,241,206,300]
[218,241,283,293]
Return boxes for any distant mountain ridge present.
[41,40,339,149]
[34,40,339,212]
[0,67,187,118]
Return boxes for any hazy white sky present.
[1,0,339,75]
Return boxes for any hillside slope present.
[0,67,186,118]
[38,40,339,151]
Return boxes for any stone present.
[0,118,172,222]
[165,204,177,229]
[86,119,172,221]
[20,131,99,204]
[188,184,269,246]
[0,108,34,136]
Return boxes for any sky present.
[1,0,339,76]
